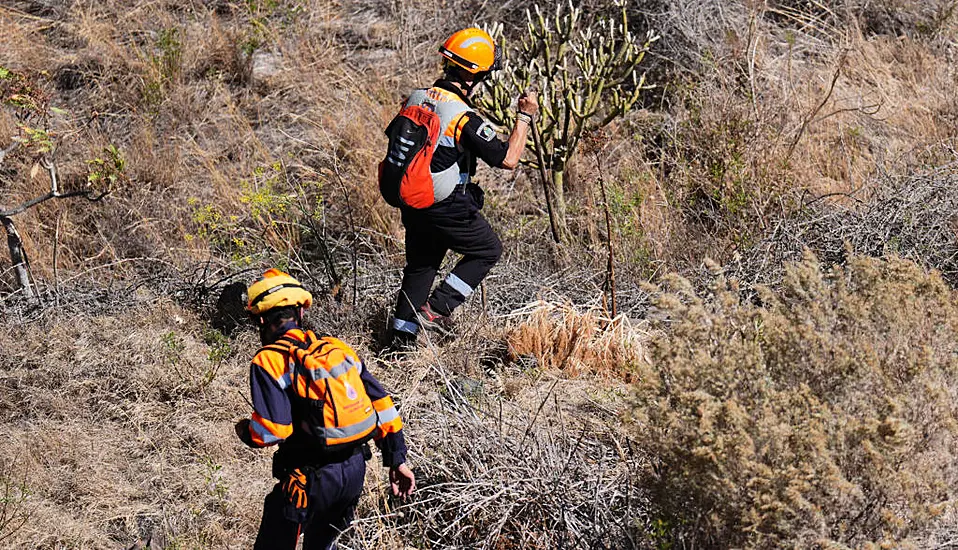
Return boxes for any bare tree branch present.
[0,141,18,165]
[0,157,108,217]
[0,156,109,303]
[0,216,34,301]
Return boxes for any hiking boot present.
[418,303,455,335]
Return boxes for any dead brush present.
[0,457,31,545]
[627,0,957,272]
[503,300,652,380]
[339,351,646,550]
[1,260,654,548]
[0,300,270,548]
[732,163,958,288]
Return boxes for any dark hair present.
[442,61,489,95]
[261,305,298,326]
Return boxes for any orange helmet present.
[439,28,502,74]
[246,269,313,315]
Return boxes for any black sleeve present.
[458,112,509,168]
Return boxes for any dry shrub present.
[734,164,958,287]
[0,300,268,548]
[504,301,651,379]
[769,0,958,40]
[621,0,958,271]
[345,350,645,550]
[633,252,958,547]
[0,0,392,286]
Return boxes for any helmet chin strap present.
[462,79,478,95]
[448,68,489,96]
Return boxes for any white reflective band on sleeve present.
[376,406,400,425]
[444,273,474,298]
[393,318,419,334]
[277,372,292,390]
[250,418,284,444]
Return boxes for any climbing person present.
[380,27,539,349]
[235,269,415,549]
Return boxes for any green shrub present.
[186,161,305,266]
[633,253,958,547]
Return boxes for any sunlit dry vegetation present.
[637,254,958,547]
[0,0,956,547]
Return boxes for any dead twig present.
[592,147,617,318]
[785,49,848,163]
[531,117,562,244]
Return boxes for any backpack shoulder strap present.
[257,342,293,356]
[255,334,309,374]
[277,333,309,351]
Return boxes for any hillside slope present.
[1,0,957,548]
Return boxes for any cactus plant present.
[478,1,658,241]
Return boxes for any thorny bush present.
[633,252,958,547]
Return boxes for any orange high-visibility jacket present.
[245,328,406,466]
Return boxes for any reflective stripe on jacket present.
[247,329,407,465]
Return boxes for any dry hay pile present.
[503,301,651,379]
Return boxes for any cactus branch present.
[476,2,654,244]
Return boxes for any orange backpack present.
[378,103,441,209]
[274,332,378,450]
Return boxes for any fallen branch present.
[0,157,108,218]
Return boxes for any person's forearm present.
[501,117,531,169]
[375,430,408,467]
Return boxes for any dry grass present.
[0,289,645,548]
[0,0,957,548]
[602,0,958,270]
[345,342,645,549]
[733,163,958,287]
[0,300,268,548]
[504,301,651,380]
[1,0,954,287]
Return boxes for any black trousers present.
[253,451,366,550]
[393,184,502,333]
